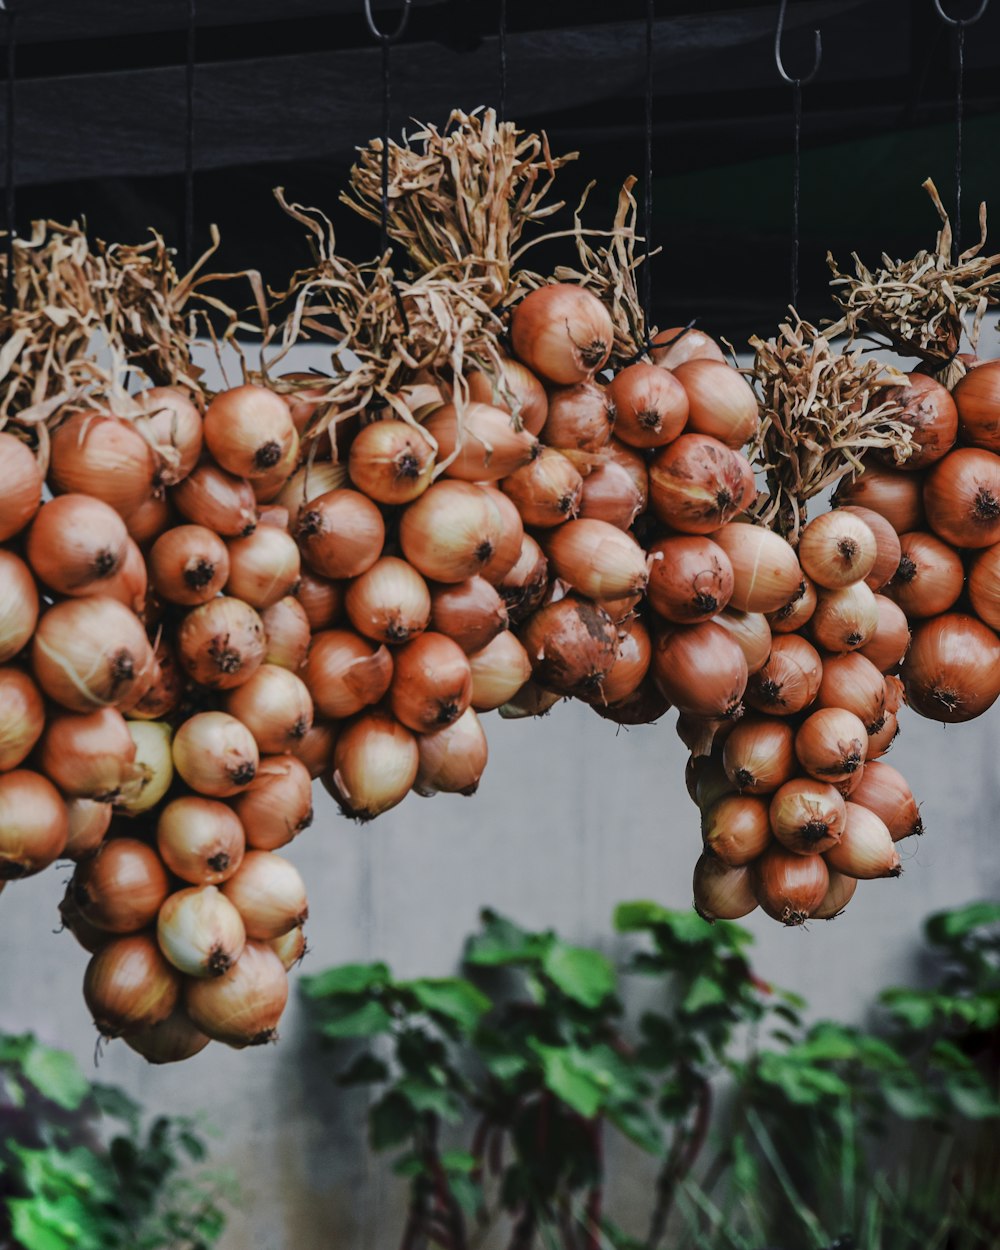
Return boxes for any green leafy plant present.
[0,1033,231,1250]
[301,902,1000,1250]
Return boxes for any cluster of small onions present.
[0,387,313,1062]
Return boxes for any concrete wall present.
[3,338,1000,1248]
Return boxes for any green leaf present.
[465,911,546,967]
[300,962,391,998]
[541,943,615,1008]
[370,1091,419,1150]
[10,1200,81,1250]
[946,1080,1000,1120]
[609,1103,664,1155]
[405,978,491,1034]
[880,989,937,1030]
[532,1045,605,1119]
[319,1000,394,1039]
[613,900,674,931]
[882,1082,939,1119]
[395,1079,463,1123]
[449,1173,482,1216]
[20,1044,90,1112]
[337,1053,390,1087]
[926,901,1000,945]
[441,1150,477,1174]
[681,975,728,1014]
[92,1083,141,1128]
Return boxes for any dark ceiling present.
[5,0,1000,344]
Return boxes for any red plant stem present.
[582,1118,604,1250]
[644,1076,712,1250]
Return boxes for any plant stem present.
[582,1119,604,1250]
[643,1077,712,1250]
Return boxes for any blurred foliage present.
[303,900,1000,1250]
[0,1033,232,1250]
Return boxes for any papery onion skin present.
[276,461,349,523]
[478,486,525,585]
[37,707,139,801]
[296,571,344,631]
[157,885,247,978]
[746,634,823,716]
[302,629,393,720]
[969,541,1000,629]
[838,505,902,590]
[64,798,113,860]
[220,850,308,941]
[203,384,297,480]
[849,760,923,842]
[223,664,313,754]
[27,494,128,596]
[49,412,156,518]
[879,373,957,471]
[149,524,230,606]
[225,525,301,609]
[171,460,258,538]
[900,612,1000,723]
[185,940,289,1047]
[468,631,533,711]
[701,793,772,866]
[647,535,734,624]
[824,802,901,879]
[495,534,549,623]
[295,488,385,580]
[0,432,43,540]
[578,455,645,530]
[540,381,614,453]
[400,481,503,583]
[815,652,888,736]
[177,596,266,690]
[123,1009,211,1064]
[348,419,435,504]
[651,621,748,720]
[415,707,489,796]
[389,633,473,733]
[467,357,548,435]
[115,721,175,817]
[607,362,689,449]
[858,595,910,673]
[795,708,869,783]
[711,523,803,614]
[810,582,879,653]
[291,720,338,780]
[172,711,260,797]
[583,616,652,706]
[884,531,964,619]
[676,712,735,759]
[32,597,153,713]
[711,610,771,675]
[425,402,539,483]
[127,641,183,722]
[0,549,39,664]
[751,845,830,926]
[811,869,859,920]
[84,934,180,1038]
[261,596,312,671]
[429,577,507,654]
[233,755,314,851]
[672,359,759,450]
[924,448,1000,549]
[798,511,877,590]
[0,667,44,771]
[347,557,432,645]
[722,717,796,795]
[0,770,68,879]
[498,679,563,719]
[543,518,649,601]
[833,466,924,534]
[126,493,174,546]
[501,447,583,528]
[136,386,204,486]
[651,326,726,369]
[157,796,246,884]
[692,853,758,921]
[592,678,671,726]
[767,577,817,634]
[951,359,1000,451]
[521,597,618,700]
[73,838,170,932]
[510,284,614,384]
[769,778,846,855]
[330,711,419,821]
[867,710,900,759]
[649,435,753,534]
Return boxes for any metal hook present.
[933,0,989,27]
[774,0,821,85]
[363,0,411,44]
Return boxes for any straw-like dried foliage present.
[342,108,575,307]
[750,315,911,542]
[827,179,1000,389]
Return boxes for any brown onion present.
[501,447,583,528]
[127,641,183,722]
[858,595,910,672]
[426,402,538,482]
[951,360,1000,451]
[795,708,868,783]
[885,530,964,618]
[296,488,384,580]
[177,596,266,690]
[495,534,549,622]
[73,838,170,932]
[226,526,300,609]
[185,940,288,1046]
[296,571,343,631]
[0,667,44,772]
[330,711,419,821]
[467,357,548,435]
[676,713,734,759]
[429,577,507,654]
[346,557,431,645]
[303,629,393,719]
[833,466,924,534]
[275,460,349,522]
[901,612,1000,722]
[672,359,759,449]
[711,609,771,675]
[722,717,796,794]
[27,494,128,596]
[478,487,525,584]
[647,535,733,624]
[824,803,901,879]
[746,633,823,716]
[261,596,311,671]
[811,869,859,919]
[135,386,204,485]
[798,511,877,589]
[767,577,817,634]
[688,752,734,809]
[652,621,748,720]
[291,720,337,780]
[578,455,645,530]
[172,460,258,537]
[99,539,148,616]
[607,362,688,449]
[64,798,113,860]
[849,761,923,842]
[84,934,180,1038]
[49,412,156,518]
[702,793,772,866]
[348,419,435,504]
[126,493,173,545]
[0,549,38,662]
[203,384,297,479]
[32,597,153,713]
[711,523,802,614]
[510,284,613,384]
[149,524,229,605]
[223,664,312,754]
[157,796,246,884]
[0,770,68,879]
[173,711,259,797]
[521,597,618,699]
[769,778,846,855]
[0,431,43,539]
[867,710,900,758]
[969,540,1000,629]
[693,853,758,920]
[221,850,308,940]
[812,654,884,741]
[401,481,503,583]
[751,846,829,926]
[414,707,489,796]
[38,707,140,800]
[810,582,879,652]
[651,326,726,369]
[879,373,957,470]
[838,505,902,590]
[649,435,753,533]
[544,519,649,601]
[541,382,614,453]
[389,633,472,733]
[233,755,313,851]
[157,885,247,978]
[468,631,533,710]
[270,927,308,972]
[584,616,652,706]
[593,678,671,725]
[123,1009,211,1064]
[924,448,1000,548]
[251,431,299,507]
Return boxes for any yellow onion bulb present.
[467,357,548,435]
[0,667,44,771]
[953,359,1000,450]
[676,714,734,760]
[746,633,823,716]
[0,770,68,879]
[73,838,170,932]
[0,431,43,539]
[428,577,507,654]
[185,940,289,1047]
[767,576,817,634]
[811,869,859,920]
[296,570,344,632]
[223,664,313,754]
[824,802,901,879]
[27,494,128,597]
[126,492,173,546]
[400,481,503,583]
[769,777,846,855]
[867,711,900,759]
[672,359,759,449]
[37,707,139,801]
[544,518,649,601]
[833,466,924,534]
[261,596,312,671]
[64,798,113,861]
[501,447,583,528]
[578,454,646,530]
[100,538,148,616]
[969,540,1000,629]
[134,386,204,485]
[127,641,183,722]
[0,549,39,663]
[329,711,418,821]
[858,595,910,672]
[425,402,538,482]
[157,885,247,978]
[203,384,297,480]
[291,720,337,780]
[226,525,301,609]
[607,362,688,449]
[177,596,266,690]
[814,652,887,736]
[123,1009,211,1065]
[510,283,614,384]
[584,616,652,706]
[32,596,153,713]
[84,934,180,1038]
[172,711,260,797]
[274,460,348,524]
[647,535,734,624]
[692,853,758,920]
[593,679,670,726]
[900,612,1000,722]
[115,721,175,816]
[49,412,156,518]
[250,433,300,505]
[798,510,877,589]
[701,793,772,866]
[468,631,533,711]
[751,845,829,926]
[849,761,923,841]
[879,373,958,470]
[540,381,614,453]
[795,708,869,783]
[650,325,726,369]
[478,486,525,585]
[885,530,964,618]
[711,523,802,613]
[722,717,796,794]
[302,629,393,720]
[232,755,313,851]
[494,534,549,623]
[923,447,1000,549]
[414,707,489,796]
[710,609,771,675]
[172,460,258,537]
[157,795,246,884]
[270,928,308,972]
[652,621,748,720]
[649,435,753,534]
[521,597,618,700]
[295,488,385,580]
[810,582,879,652]
[389,633,473,733]
[346,556,431,645]
[838,505,903,590]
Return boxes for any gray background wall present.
[3,337,1000,1248]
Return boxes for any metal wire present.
[642,0,654,329]
[363,0,412,259]
[182,0,196,272]
[2,1,15,311]
[498,0,507,123]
